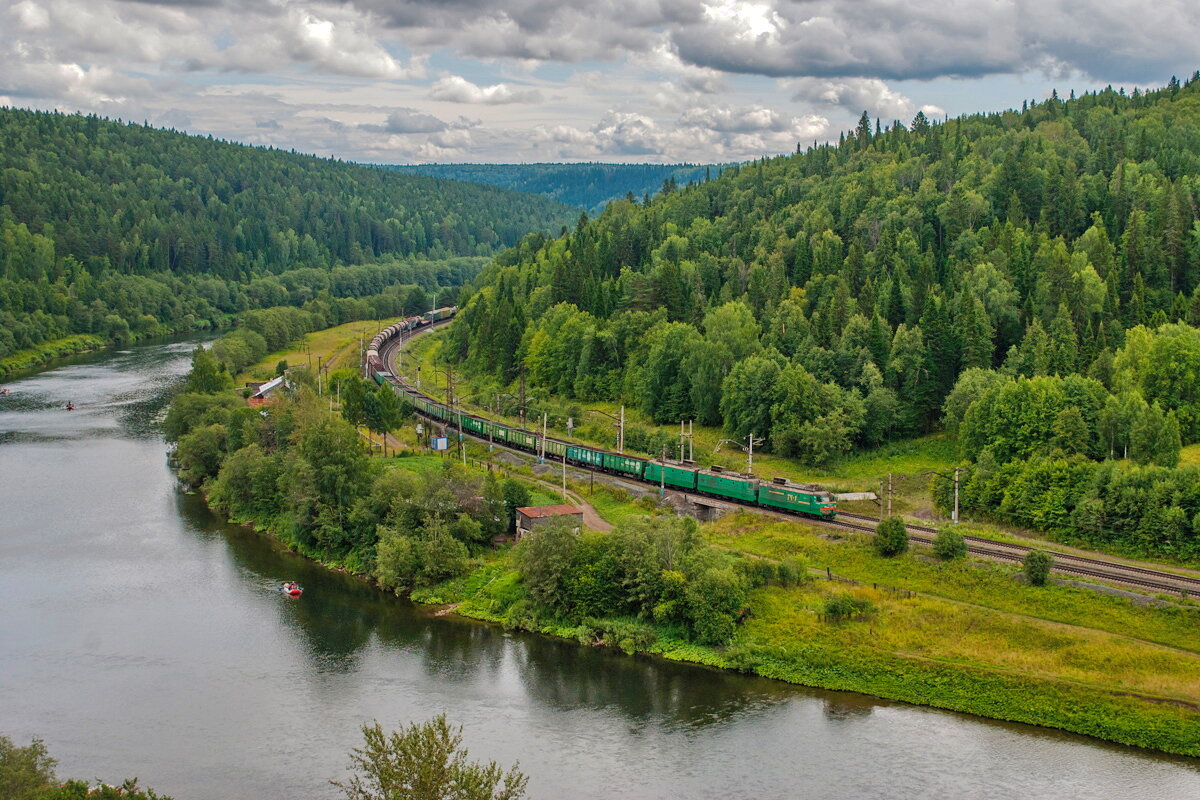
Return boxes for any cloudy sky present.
[3,0,1198,164]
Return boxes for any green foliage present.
[0,735,171,800]
[185,346,232,394]
[0,735,56,800]
[685,568,749,644]
[1024,550,1054,586]
[174,423,227,489]
[275,359,288,376]
[162,392,241,442]
[335,716,527,800]
[932,526,967,560]
[513,515,747,644]
[874,517,909,557]
[822,593,876,623]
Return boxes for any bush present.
[874,516,909,557]
[1024,550,1053,586]
[775,558,808,587]
[823,593,876,623]
[932,526,967,560]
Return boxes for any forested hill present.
[382,162,717,214]
[453,75,1200,558]
[0,107,576,367]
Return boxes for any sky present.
[2,0,1198,165]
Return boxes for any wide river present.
[1,338,1198,799]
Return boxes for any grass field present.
[236,317,402,384]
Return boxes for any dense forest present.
[0,108,575,368]
[383,162,717,214]
[450,74,1200,559]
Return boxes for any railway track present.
[835,512,1200,598]
[377,324,1200,600]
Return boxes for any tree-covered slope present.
[451,75,1200,558]
[0,107,576,364]
[382,162,718,214]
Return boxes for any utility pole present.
[660,447,666,496]
[618,405,624,453]
[317,355,323,395]
[541,413,548,462]
[879,479,884,521]
[748,432,755,475]
[887,473,893,516]
[561,451,567,501]
[953,467,960,525]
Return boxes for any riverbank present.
[208,449,1200,758]
[420,517,1200,758]
[0,334,108,380]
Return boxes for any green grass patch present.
[0,334,107,379]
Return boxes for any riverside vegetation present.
[166,344,1200,757]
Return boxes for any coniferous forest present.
[0,108,575,370]
[451,75,1200,559]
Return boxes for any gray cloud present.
[382,108,449,133]
[428,75,542,104]
[3,0,1195,164]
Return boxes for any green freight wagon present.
[509,429,537,450]
[601,452,644,477]
[462,415,484,435]
[543,438,567,458]
[643,461,698,490]
[373,371,391,385]
[567,445,603,467]
[697,469,757,502]
[756,480,838,518]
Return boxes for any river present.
[1,338,1197,799]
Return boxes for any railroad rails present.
[372,319,1200,601]
[833,512,1200,598]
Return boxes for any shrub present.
[932,526,967,560]
[1024,550,1053,586]
[823,593,876,623]
[775,558,808,587]
[874,516,909,557]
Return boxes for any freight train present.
[365,310,838,519]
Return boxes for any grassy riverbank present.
[406,493,1200,757]
[0,334,107,380]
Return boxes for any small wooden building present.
[515,504,584,540]
[247,375,285,407]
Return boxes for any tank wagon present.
[366,313,837,520]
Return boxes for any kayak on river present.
[281,582,302,597]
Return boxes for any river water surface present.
[1,339,1198,799]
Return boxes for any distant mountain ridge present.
[380,162,725,214]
